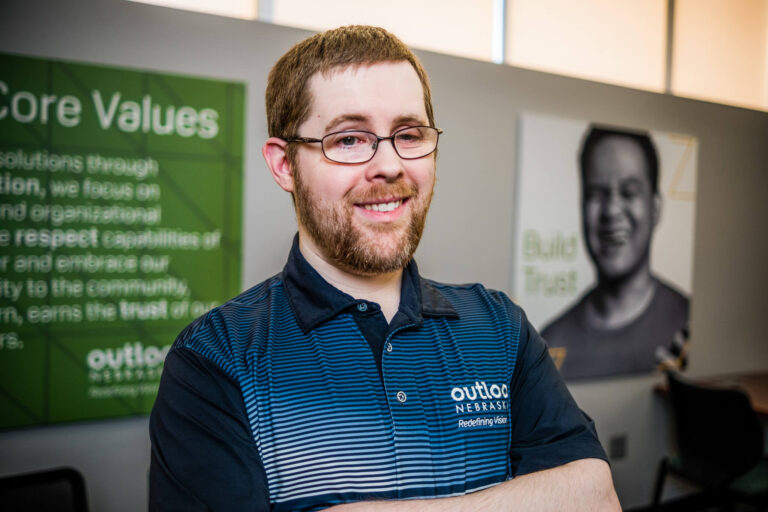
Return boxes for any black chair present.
[653,371,768,511]
[0,467,89,512]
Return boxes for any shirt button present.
[396,391,407,403]
[385,342,393,353]
[356,302,368,312]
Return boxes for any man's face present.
[582,136,659,282]
[292,61,436,276]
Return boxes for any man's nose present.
[601,190,623,218]
[365,138,404,182]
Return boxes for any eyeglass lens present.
[322,126,439,163]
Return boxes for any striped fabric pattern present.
[181,276,522,511]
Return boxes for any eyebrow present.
[324,114,367,133]
[393,114,427,125]
[324,113,428,134]
[585,177,646,190]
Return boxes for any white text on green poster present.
[0,53,244,428]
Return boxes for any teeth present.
[363,200,402,212]
[601,231,629,243]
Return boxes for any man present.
[542,126,690,380]
[150,26,620,511]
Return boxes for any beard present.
[293,171,432,276]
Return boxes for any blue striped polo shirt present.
[149,237,606,511]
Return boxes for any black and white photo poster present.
[513,114,697,380]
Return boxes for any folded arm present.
[326,458,619,512]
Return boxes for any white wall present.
[1,0,767,509]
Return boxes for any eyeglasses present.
[283,126,442,164]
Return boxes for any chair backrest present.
[0,467,89,512]
[667,371,764,487]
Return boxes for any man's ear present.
[262,137,295,193]
[652,193,662,227]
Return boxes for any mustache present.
[347,181,418,204]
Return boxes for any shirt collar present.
[282,234,458,334]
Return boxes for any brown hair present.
[265,25,435,164]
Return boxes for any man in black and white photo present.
[542,126,689,380]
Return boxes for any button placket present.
[382,323,416,453]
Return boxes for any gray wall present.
[1,0,767,510]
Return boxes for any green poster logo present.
[0,53,245,428]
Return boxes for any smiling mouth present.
[359,198,405,212]
[599,229,630,245]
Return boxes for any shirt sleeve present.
[149,346,270,511]
[507,308,608,476]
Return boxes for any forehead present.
[303,61,427,131]
[585,136,650,185]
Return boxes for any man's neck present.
[298,234,403,323]
[586,262,656,330]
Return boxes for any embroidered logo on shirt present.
[450,381,509,428]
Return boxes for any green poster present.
[0,53,245,428]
